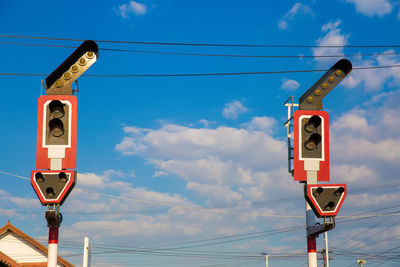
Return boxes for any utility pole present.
[83,236,91,267]
[324,232,329,267]
[357,259,366,267]
[261,253,268,267]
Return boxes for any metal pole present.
[306,201,317,267]
[47,226,58,267]
[264,254,269,267]
[324,232,329,267]
[83,236,90,267]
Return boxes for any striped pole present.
[47,226,59,267]
[305,165,318,267]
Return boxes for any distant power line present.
[2,34,400,48]
[0,64,400,78]
[1,41,399,58]
[2,169,400,220]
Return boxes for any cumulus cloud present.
[117,1,147,19]
[332,164,377,183]
[187,182,243,203]
[345,0,393,17]
[281,78,300,91]
[113,116,307,213]
[331,102,400,171]
[116,122,285,169]
[278,2,314,30]
[222,100,248,119]
[342,50,400,92]
[312,20,349,67]
[243,116,276,134]
[90,94,400,250]
[312,21,400,92]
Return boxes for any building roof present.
[0,221,74,267]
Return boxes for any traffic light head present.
[301,115,323,159]
[47,99,69,145]
[36,95,77,170]
[293,110,330,181]
[45,40,98,95]
[299,59,352,110]
[305,184,347,217]
[31,170,77,205]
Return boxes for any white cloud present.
[114,116,301,207]
[63,216,202,240]
[331,104,400,168]
[278,20,288,30]
[116,122,286,170]
[222,100,248,119]
[187,182,243,203]
[78,172,105,188]
[342,50,400,92]
[313,20,349,67]
[332,164,376,183]
[118,1,147,19]
[244,116,276,134]
[77,169,131,190]
[281,79,300,91]
[278,2,314,30]
[347,192,400,208]
[312,22,400,92]
[198,119,212,128]
[345,0,393,17]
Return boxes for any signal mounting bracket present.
[283,96,299,176]
[45,204,63,228]
[307,216,335,238]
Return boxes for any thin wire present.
[2,34,400,48]
[1,41,399,58]
[3,170,400,220]
[0,64,400,78]
[0,170,30,181]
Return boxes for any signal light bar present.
[45,40,99,95]
[299,59,352,110]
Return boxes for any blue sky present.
[1,0,400,266]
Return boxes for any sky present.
[1,0,400,266]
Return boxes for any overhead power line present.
[1,41,399,58]
[2,169,400,220]
[1,64,400,78]
[2,34,400,48]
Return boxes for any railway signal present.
[31,170,76,205]
[305,184,347,218]
[30,40,98,267]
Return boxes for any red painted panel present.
[30,170,76,205]
[293,110,330,182]
[305,184,347,217]
[36,95,77,170]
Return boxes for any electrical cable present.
[2,170,400,220]
[1,64,400,78]
[1,41,400,58]
[2,34,400,48]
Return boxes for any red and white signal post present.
[30,40,98,267]
[285,59,352,267]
